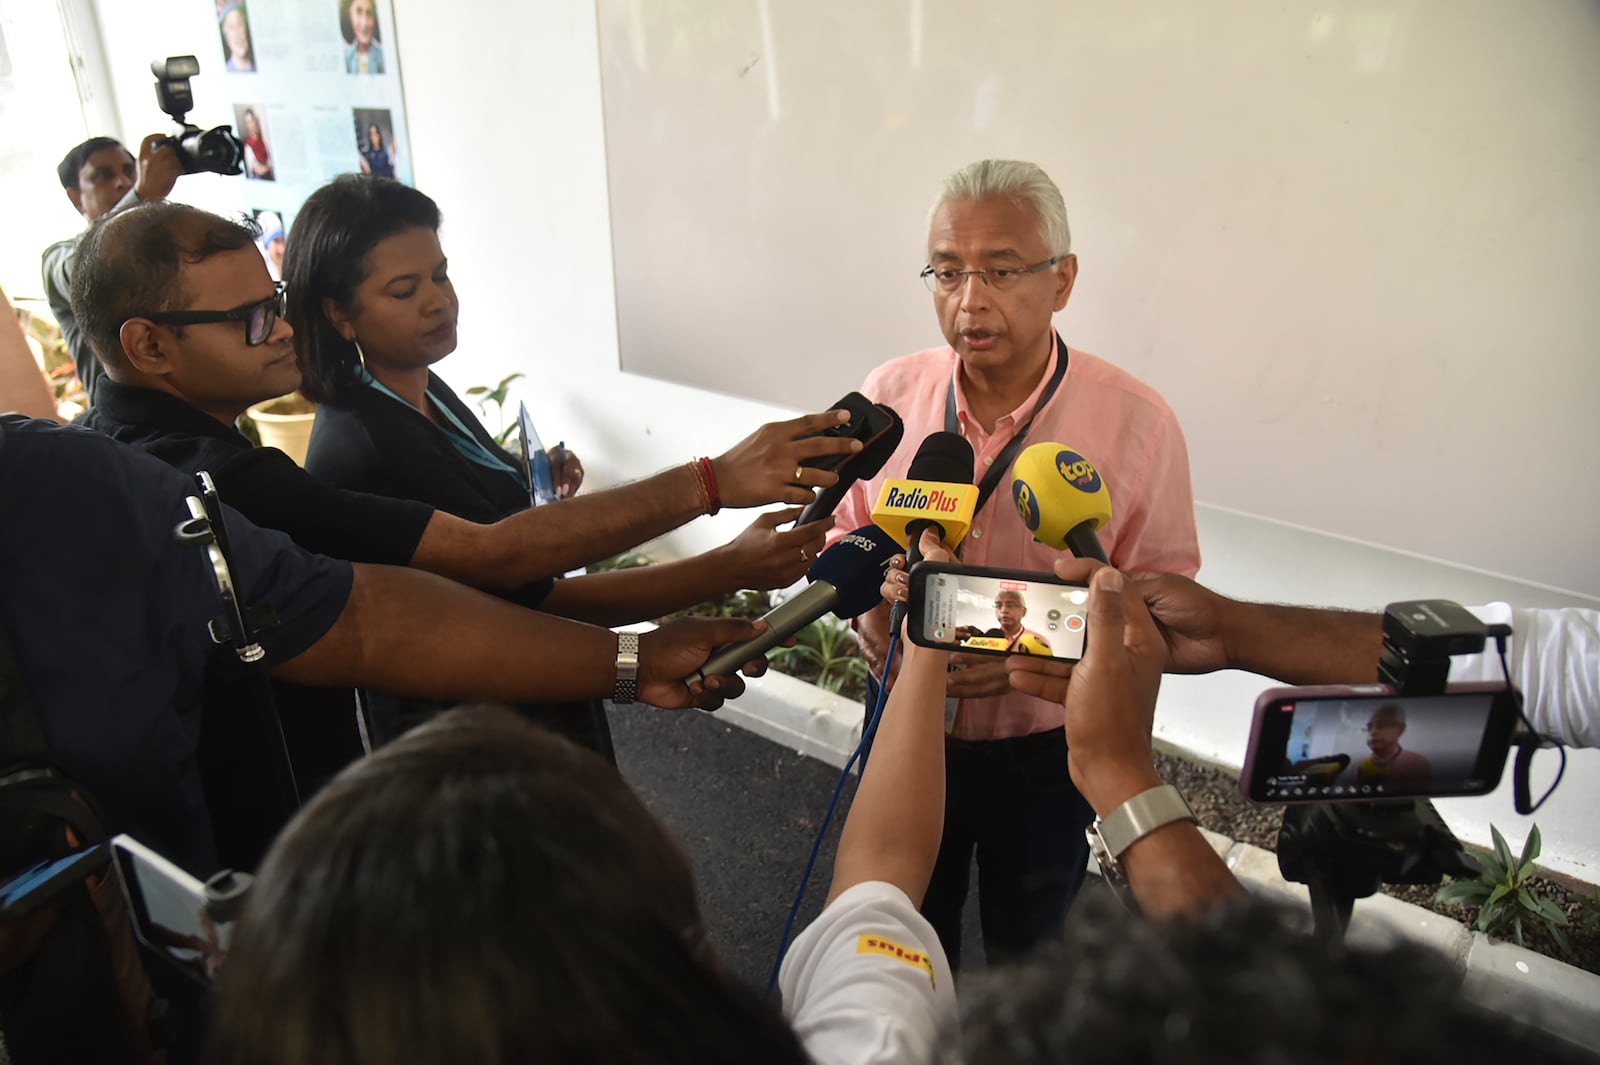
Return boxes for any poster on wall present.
[208,0,413,267]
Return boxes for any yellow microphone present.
[870,432,979,552]
[1010,443,1113,563]
[872,431,978,630]
[1015,632,1054,656]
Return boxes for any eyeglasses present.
[920,257,1060,294]
[140,283,286,346]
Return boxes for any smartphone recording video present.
[908,562,1087,661]
[112,835,236,983]
[1240,682,1520,805]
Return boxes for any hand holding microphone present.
[795,401,905,527]
[871,431,978,633]
[685,524,901,689]
[1009,443,1113,563]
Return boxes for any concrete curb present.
[724,671,1600,1053]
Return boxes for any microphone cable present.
[1493,623,1567,815]
[764,633,900,998]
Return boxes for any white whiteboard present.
[597,1,1600,597]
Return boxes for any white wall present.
[593,0,1600,598]
[91,0,1598,880]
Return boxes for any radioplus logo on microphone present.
[1054,450,1102,494]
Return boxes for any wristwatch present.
[1087,783,1196,905]
[614,632,640,705]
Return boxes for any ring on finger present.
[794,466,805,482]
[799,547,811,563]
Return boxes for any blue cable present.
[764,633,901,998]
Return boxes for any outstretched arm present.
[1134,572,1383,684]
[272,562,770,711]
[827,530,953,906]
[413,409,862,587]
[1058,567,1244,919]
[1009,563,1386,703]
[537,509,832,627]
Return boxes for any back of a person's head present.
[207,706,806,1065]
[69,201,258,376]
[283,173,442,405]
[958,891,1588,1065]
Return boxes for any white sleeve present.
[779,881,957,1065]
[1451,604,1600,749]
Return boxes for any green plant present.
[770,615,869,698]
[671,588,772,622]
[1577,886,1600,933]
[1435,824,1571,954]
[589,549,657,573]
[465,372,526,447]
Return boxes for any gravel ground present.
[1156,750,1600,975]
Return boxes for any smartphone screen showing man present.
[1242,683,1520,804]
[909,563,1087,662]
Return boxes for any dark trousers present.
[862,677,1094,970]
[925,728,1096,969]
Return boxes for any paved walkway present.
[610,702,984,989]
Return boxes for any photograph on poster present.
[218,2,256,73]
[340,0,385,75]
[252,209,289,280]
[354,109,397,179]
[234,105,275,180]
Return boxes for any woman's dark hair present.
[208,707,807,1065]
[283,174,440,404]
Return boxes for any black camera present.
[151,55,243,176]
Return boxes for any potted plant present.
[245,392,316,466]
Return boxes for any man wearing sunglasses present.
[828,159,1204,971]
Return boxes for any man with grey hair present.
[1351,703,1432,786]
[829,158,1202,968]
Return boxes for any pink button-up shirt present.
[833,336,1202,740]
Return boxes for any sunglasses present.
[140,283,286,346]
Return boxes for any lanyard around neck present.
[358,368,523,480]
[944,333,1071,519]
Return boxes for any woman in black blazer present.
[283,175,829,753]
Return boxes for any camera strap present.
[944,332,1070,524]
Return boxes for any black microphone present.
[686,524,900,687]
[879,431,977,633]
[796,405,905,526]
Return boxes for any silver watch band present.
[614,632,640,705]
[1089,783,1196,869]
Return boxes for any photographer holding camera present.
[44,58,242,407]
[43,133,185,403]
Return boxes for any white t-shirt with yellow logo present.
[780,880,958,1064]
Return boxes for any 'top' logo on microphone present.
[1012,479,1042,533]
[1054,450,1102,494]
